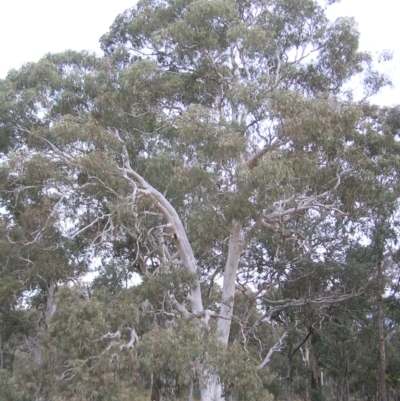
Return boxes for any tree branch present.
[258,332,288,369]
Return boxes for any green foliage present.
[139,322,208,388]
[0,0,399,400]
[217,344,273,401]
[3,286,140,401]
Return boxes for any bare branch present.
[120,328,139,350]
[67,213,112,239]
[258,332,288,369]
[245,280,373,338]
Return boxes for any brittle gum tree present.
[1,0,398,400]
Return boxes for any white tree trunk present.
[45,280,57,325]
[201,380,223,401]
[201,221,244,401]
[217,221,244,344]
[120,147,204,315]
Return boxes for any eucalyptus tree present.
[0,0,398,400]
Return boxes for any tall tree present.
[0,0,398,400]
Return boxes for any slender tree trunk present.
[344,358,349,401]
[151,375,176,401]
[201,221,244,401]
[285,314,292,401]
[285,356,291,401]
[216,221,244,344]
[336,379,340,401]
[305,378,309,401]
[125,169,244,401]
[186,380,194,401]
[310,329,323,401]
[0,334,3,370]
[33,279,57,365]
[377,261,388,401]
[310,354,322,400]
[45,280,57,325]
[151,375,160,401]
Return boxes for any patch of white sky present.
[325,0,400,106]
[0,0,135,77]
[0,0,398,107]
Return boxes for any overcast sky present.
[0,0,398,106]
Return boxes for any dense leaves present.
[0,0,399,400]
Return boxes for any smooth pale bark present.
[201,381,222,401]
[36,275,57,326]
[201,221,244,401]
[45,280,57,325]
[120,141,205,315]
[186,381,194,401]
[258,332,287,370]
[217,221,244,344]
[32,279,57,365]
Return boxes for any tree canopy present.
[1,1,400,400]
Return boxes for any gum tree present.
[1,0,398,400]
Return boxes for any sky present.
[0,0,399,106]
